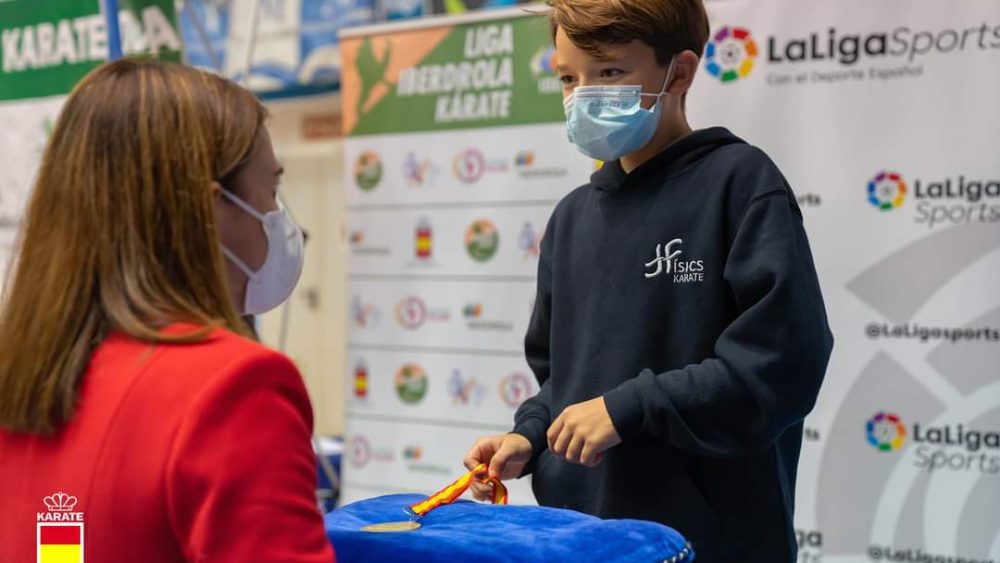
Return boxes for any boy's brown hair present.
[548,0,710,64]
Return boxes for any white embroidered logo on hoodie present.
[644,239,705,283]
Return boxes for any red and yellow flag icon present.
[37,524,83,563]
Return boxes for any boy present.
[464,0,834,561]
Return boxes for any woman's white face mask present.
[219,189,305,315]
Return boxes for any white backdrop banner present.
[689,1,1000,561]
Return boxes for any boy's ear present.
[667,50,701,96]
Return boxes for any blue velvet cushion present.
[325,494,694,562]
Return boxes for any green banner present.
[341,14,565,136]
[0,0,182,101]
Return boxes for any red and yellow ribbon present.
[408,463,508,518]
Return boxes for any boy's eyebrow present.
[556,56,620,74]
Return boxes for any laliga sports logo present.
[705,26,758,82]
[868,171,908,211]
[866,412,907,452]
[867,169,999,226]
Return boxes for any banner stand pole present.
[104,0,123,61]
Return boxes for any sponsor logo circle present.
[354,151,383,191]
[350,435,372,467]
[500,372,533,408]
[530,46,557,75]
[465,219,500,262]
[705,26,758,82]
[868,171,908,211]
[395,296,428,329]
[396,363,429,404]
[866,412,906,452]
[453,149,486,183]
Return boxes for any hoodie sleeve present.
[511,233,555,468]
[602,190,834,458]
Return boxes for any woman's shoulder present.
[163,327,300,391]
[96,324,304,405]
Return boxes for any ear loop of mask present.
[639,55,678,103]
[219,189,263,278]
[221,188,267,221]
[221,246,255,278]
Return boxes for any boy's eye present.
[559,75,576,85]
[599,68,624,79]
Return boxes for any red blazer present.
[0,325,335,562]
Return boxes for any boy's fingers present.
[463,448,482,471]
[551,425,571,457]
[488,457,507,480]
[464,437,498,471]
[463,454,478,471]
[579,441,595,466]
[470,481,493,501]
[547,415,565,451]
[488,437,517,478]
[566,435,585,464]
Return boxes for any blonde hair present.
[0,59,265,434]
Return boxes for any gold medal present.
[362,521,422,533]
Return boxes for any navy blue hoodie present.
[512,127,834,562]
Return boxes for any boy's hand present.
[548,397,621,467]
[463,433,533,501]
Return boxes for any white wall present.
[257,93,348,437]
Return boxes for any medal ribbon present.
[408,463,507,518]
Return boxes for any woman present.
[0,59,335,562]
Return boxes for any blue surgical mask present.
[563,57,677,162]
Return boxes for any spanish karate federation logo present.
[37,492,84,563]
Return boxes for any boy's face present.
[555,26,671,110]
